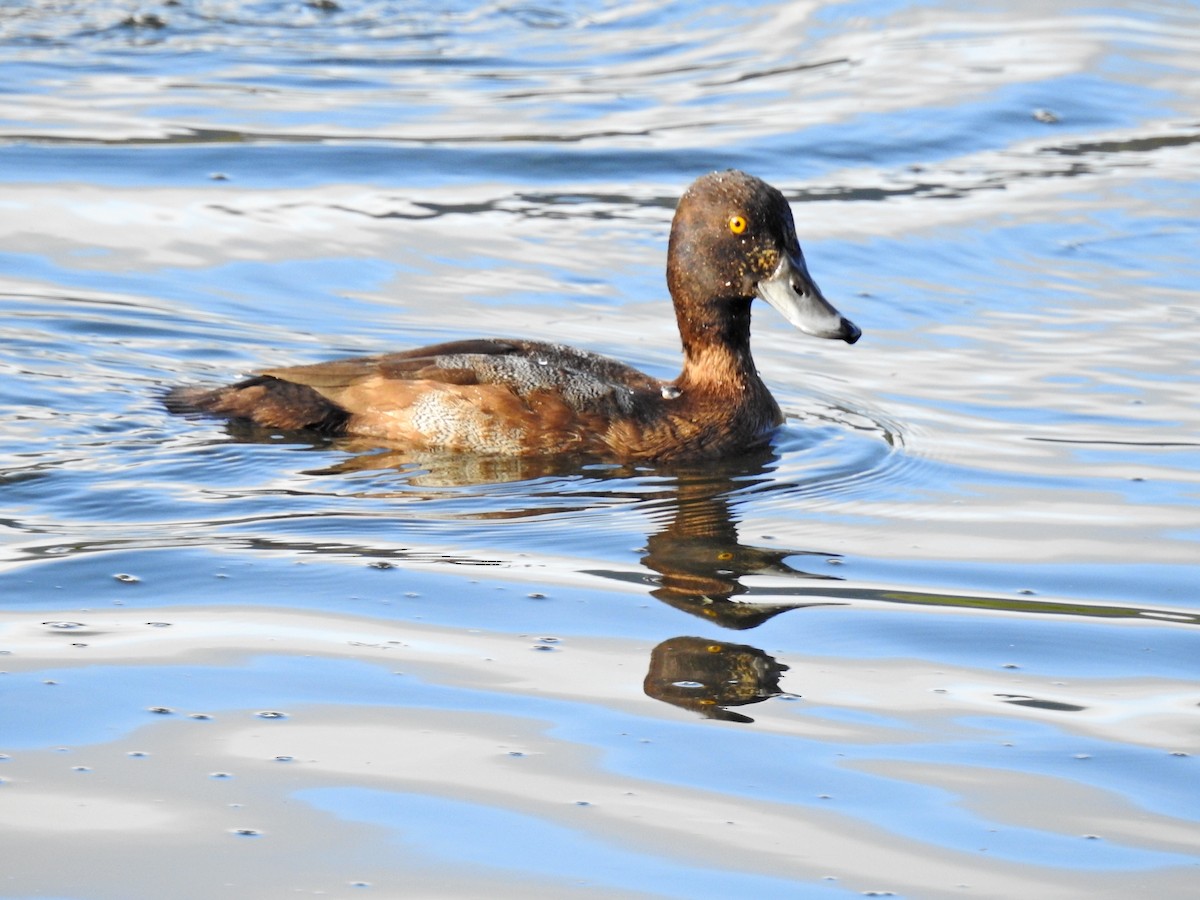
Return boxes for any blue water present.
[2,1,1199,898]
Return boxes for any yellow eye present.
[728,215,747,234]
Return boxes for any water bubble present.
[72,766,91,773]
[147,707,174,715]
[44,621,85,630]
[273,755,295,763]
[209,772,233,780]
[146,622,172,628]
[231,828,261,837]
[189,713,213,721]
[127,751,150,758]
[368,561,395,570]
[256,711,287,720]
[113,574,141,584]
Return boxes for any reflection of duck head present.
[644,635,790,723]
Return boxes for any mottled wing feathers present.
[257,340,657,408]
[258,340,527,392]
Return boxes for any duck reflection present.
[189,426,841,723]
[636,454,843,630]
[644,636,790,724]
[622,450,844,721]
[546,444,847,636]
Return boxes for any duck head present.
[667,169,861,347]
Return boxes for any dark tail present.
[164,376,350,435]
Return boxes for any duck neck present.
[676,298,764,397]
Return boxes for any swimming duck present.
[167,170,860,461]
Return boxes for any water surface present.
[1,1,1198,898]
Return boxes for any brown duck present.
[167,170,860,461]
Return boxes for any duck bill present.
[756,251,861,344]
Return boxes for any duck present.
[166,170,860,462]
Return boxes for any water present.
[2,1,1199,897]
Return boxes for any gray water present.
[1,1,1198,898]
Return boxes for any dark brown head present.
[666,170,860,353]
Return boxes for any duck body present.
[167,170,861,462]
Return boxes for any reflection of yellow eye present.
[728,215,747,234]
